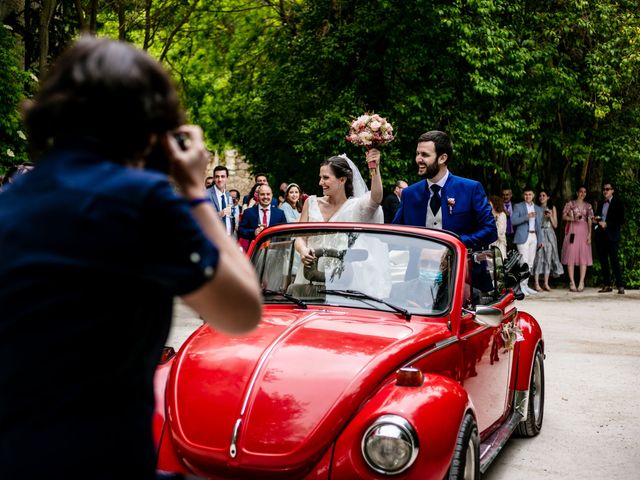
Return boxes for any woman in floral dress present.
[533,190,564,291]
[561,186,594,292]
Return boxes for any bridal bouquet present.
[346,113,395,176]
[346,113,395,148]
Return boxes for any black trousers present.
[595,233,623,287]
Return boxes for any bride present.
[293,149,390,297]
[300,148,383,221]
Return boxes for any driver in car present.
[391,247,450,311]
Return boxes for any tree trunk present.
[117,0,126,41]
[38,0,57,73]
[89,0,98,33]
[143,0,152,50]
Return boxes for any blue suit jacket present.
[511,201,543,245]
[393,173,497,249]
[238,204,287,241]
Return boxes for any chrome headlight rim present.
[361,414,419,475]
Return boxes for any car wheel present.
[516,347,545,437]
[448,413,480,480]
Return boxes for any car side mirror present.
[473,306,503,327]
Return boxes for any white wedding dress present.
[307,193,383,224]
[293,194,391,298]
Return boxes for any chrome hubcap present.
[532,355,542,422]
[463,436,476,480]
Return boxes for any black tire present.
[516,347,545,437]
[448,413,480,480]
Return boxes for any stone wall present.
[207,150,254,198]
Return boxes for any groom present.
[393,130,496,250]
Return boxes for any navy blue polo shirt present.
[0,148,219,478]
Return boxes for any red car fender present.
[331,373,474,480]
[515,311,544,392]
[153,357,190,475]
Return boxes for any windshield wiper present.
[262,288,307,309]
[318,289,411,320]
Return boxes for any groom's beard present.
[420,161,440,180]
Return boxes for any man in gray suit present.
[207,165,237,237]
[511,186,543,296]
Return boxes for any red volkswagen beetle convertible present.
[154,223,544,479]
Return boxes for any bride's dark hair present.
[321,156,354,198]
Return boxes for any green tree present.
[0,25,33,172]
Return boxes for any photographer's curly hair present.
[23,36,184,163]
[320,156,354,198]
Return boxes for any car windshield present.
[252,229,454,316]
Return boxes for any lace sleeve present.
[353,192,383,223]
[496,212,507,239]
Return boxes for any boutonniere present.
[447,197,455,214]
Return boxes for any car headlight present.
[361,415,419,475]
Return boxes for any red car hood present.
[165,306,451,475]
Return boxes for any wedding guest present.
[511,186,543,296]
[489,195,507,259]
[0,36,261,478]
[502,187,515,249]
[204,175,214,188]
[393,130,496,249]
[241,182,261,213]
[238,184,287,242]
[229,188,241,236]
[594,182,625,294]
[207,165,235,236]
[277,181,288,206]
[0,162,35,192]
[532,189,564,291]
[561,186,594,292]
[279,182,303,222]
[241,173,277,207]
[382,179,408,223]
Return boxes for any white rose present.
[369,120,381,131]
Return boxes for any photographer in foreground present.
[0,37,261,479]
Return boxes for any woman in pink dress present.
[561,186,594,292]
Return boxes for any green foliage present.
[5,0,640,285]
[0,25,33,172]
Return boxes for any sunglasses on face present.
[603,187,613,191]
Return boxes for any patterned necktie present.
[262,208,268,226]
[430,185,441,215]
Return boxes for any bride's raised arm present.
[366,148,383,204]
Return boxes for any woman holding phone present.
[533,190,564,291]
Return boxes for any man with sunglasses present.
[594,183,625,294]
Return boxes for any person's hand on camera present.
[161,125,208,199]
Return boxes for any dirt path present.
[169,287,640,479]
[483,287,640,479]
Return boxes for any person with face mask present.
[392,130,496,250]
[390,247,450,312]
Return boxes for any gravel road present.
[168,287,640,479]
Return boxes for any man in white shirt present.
[207,165,235,236]
[511,186,543,296]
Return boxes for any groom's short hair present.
[417,131,453,164]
